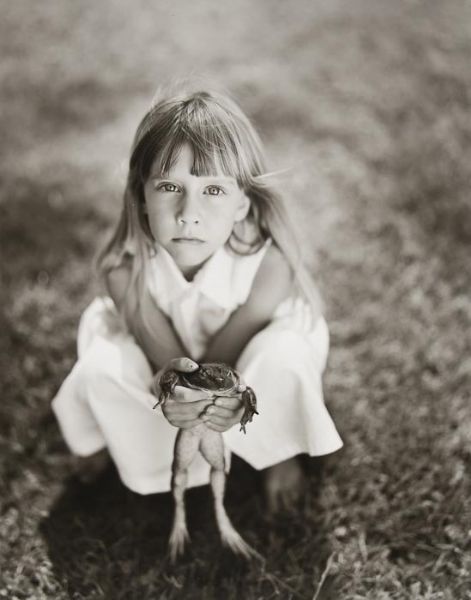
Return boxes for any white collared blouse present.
[146,241,276,360]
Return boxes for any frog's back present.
[182,363,238,392]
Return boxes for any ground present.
[1,1,471,598]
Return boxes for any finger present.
[202,421,227,433]
[176,418,204,430]
[164,399,214,420]
[203,405,238,419]
[151,360,194,396]
[165,409,205,422]
[165,357,199,373]
[202,413,237,428]
[174,386,214,403]
[214,396,243,410]
[235,372,247,390]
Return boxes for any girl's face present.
[143,143,250,280]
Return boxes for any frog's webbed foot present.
[152,370,179,409]
[219,516,261,559]
[169,519,190,563]
[239,387,258,434]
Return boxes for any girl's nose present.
[177,193,200,225]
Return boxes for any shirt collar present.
[151,244,234,310]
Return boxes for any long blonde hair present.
[99,86,321,331]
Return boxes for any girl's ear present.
[234,193,251,222]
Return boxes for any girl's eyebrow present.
[150,174,237,187]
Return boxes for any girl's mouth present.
[172,237,205,244]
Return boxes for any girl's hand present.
[200,385,246,433]
[152,358,215,429]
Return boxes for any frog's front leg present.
[239,387,258,434]
[152,370,180,409]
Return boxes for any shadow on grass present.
[40,466,172,599]
[40,456,335,599]
[40,457,257,598]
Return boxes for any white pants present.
[52,300,343,494]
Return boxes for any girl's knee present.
[238,329,312,373]
[80,338,152,390]
[238,319,329,374]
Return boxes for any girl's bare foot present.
[263,457,305,513]
[74,449,110,484]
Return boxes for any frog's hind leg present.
[169,428,200,562]
[200,431,259,559]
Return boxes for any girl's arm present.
[106,263,187,371]
[107,265,215,423]
[200,246,294,433]
[203,245,293,367]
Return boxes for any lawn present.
[1,1,471,598]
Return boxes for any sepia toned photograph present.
[1,1,470,598]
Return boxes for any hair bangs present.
[145,132,185,179]
[143,127,253,187]
[132,91,265,188]
[189,135,247,182]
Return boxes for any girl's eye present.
[205,185,225,196]
[157,183,179,193]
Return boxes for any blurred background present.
[1,1,470,598]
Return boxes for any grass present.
[1,0,471,598]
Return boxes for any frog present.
[152,362,260,562]
[157,362,258,434]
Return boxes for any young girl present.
[52,86,343,511]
